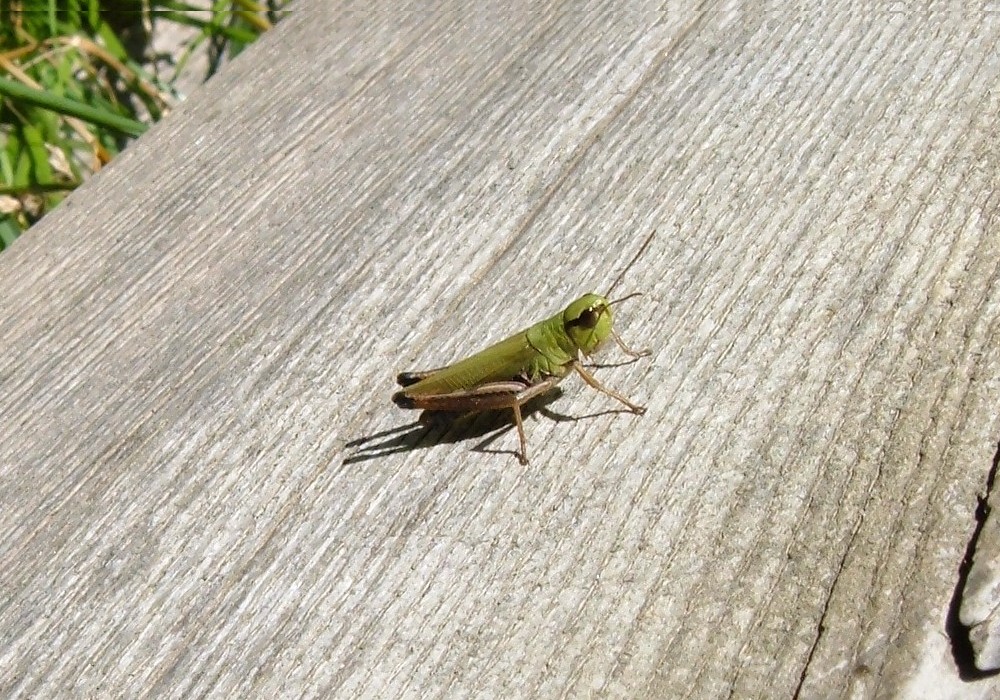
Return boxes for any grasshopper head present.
[563,293,613,355]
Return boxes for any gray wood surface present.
[2,4,999,698]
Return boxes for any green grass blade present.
[0,76,147,137]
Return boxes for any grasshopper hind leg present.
[394,376,563,464]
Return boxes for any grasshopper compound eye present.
[572,306,603,330]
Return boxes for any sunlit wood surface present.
[2,4,999,697]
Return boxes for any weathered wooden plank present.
[1,3,999,698]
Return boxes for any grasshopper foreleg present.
[609,328,651,359]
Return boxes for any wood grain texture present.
[2,3,999,698]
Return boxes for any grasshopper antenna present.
[605,229,656,297]
[608,291,643,306]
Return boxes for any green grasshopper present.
[393,233,653,464]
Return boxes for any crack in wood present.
[946,439,1000,680]
[792,566,836,698]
